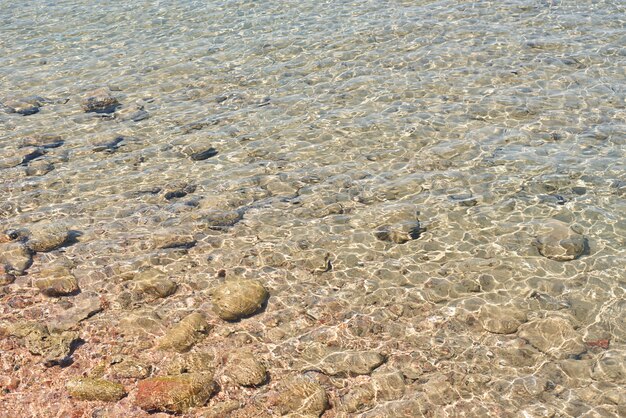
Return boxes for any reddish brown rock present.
[135,373,216,413]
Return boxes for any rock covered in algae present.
[478,304,527,334]
[157,312,211,353]
[135,373,217,413]
[33,262,79,296]
[66,377,126,402]
[81,88,120,113]
[318,350,385,376]
[272,377,328,416]
[9,322,78,366]
[211,279,269,321]
[225,351,267,386]
[534,220,586,261]
[518,317,585,359]
[9,222,71,252]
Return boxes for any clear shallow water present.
[1,0,625,416]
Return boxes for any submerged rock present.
[8,222,71,252]
[534,220,586,261]
[2,97,45,115]
[157,312,211,353]
[135,373,217,413]
[166,352,217,375]
[0,241,33,275]
[318,351,385,376]
[110,358,152,379]
[66,377,126,402]
[272,377,328,417]
[0,264,16,285]
[478,304,527,334]
[33,263,79,296]
[225,351,267,386]
[9,322,78,366]
[47,293,102,331]
[211,279,269,321]
[375,220,422,244]
[518,317,585,359]
[81,88,120,113]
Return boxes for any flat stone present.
[10,222,71,252]
[66,377,126,402]
[211,279,269,321]
[272,377,328,417]
[374,220,421,244]
[372,370,406,401]
[518,317,585,359]
[135,373,217,413]
[478,304,527,334]
[591,350,625,384]
[2,99,40,115]
[157,312,211,353]
[9,322,79,366]
[318,351,385,376]
[166,352,217,375]
[47,293,102,331]
[534,220,586,261]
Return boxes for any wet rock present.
[211,279,269,321]
[372,370,406,401]
[66,377,126,402]
[115,103,149,121]
[9,222,71,252]
[150,230,196,250]
[0,241,33,275]
[18,134,64,149]
[534,220,586,261]
[93,135,125,152]
[25,159,54,176]
[341,384,375,413]
[374,220,421,244]
[0,264,16,285]
[19,147,46,166]
[133,274,178,300]
[110,358,152,379]
[81,88,120,113]
[225,351,267,386]
[318,351,385,376]
[2,98,41,115]
[118,310,165,336]
[189,147,218,161]
[422,373,458,405]
[518,317,585,359]
[272,377,328,416]
[9,322,79,366]
[166,352,217,375]
[157,312,211,353]
[478,304,527,334]
[135,373,217,413]
[162,182,196,200]
[33,263,79,296]
[591,350,625,384]
[201,400,242,418]
[47,293,102,331]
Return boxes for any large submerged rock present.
[518,317,585,359]
[478,304,527,334]
[8,222,71,253]
[224,351,267,386]
[9,322,79,366]
[211,279,269,321]
[534,220,586,261]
